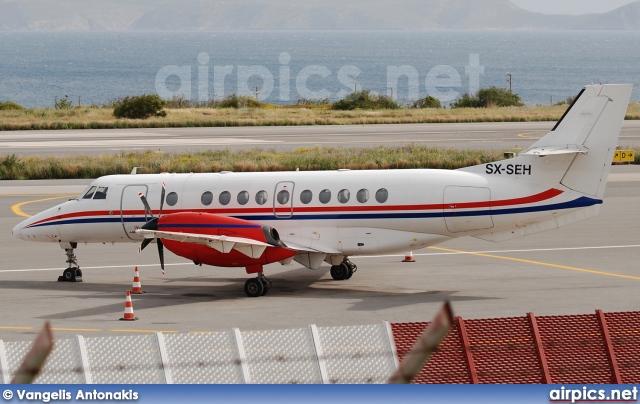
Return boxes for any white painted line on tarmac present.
[2,245,638,274]
[358,244,640,259]
[0,263,184,274]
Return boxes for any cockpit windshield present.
[81,186,108,200]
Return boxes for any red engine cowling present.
[157,212,296,268]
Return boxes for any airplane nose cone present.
[12,222,23,240]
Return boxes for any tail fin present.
[461,84,632,198]
[523,84,632,198]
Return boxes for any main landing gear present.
[57,242,83,282]
[244,272,272,297]
[330,259,357,281]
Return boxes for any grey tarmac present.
[1,164,639,342]
[1,121,639,156]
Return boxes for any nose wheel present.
[57,244,83,282]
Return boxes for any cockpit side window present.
[93,186,108,200]
[82,186,97,199]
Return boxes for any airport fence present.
[392,310,640,384]
[2,310,639,384]
[0,323,398,384]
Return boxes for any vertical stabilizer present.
[526,84,632,198]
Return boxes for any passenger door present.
[121,184,150,240]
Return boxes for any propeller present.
[138,182,166,274]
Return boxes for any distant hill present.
[1,0,639,30]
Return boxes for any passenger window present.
[277,190,290,205]
[255,190,268,205]
[82,186,97,199]
[166,191,178,206]
[201,191,213,206]
[237,191,249,205]
[338,189,350,204]
[219,191,231,206]
[375,188,388,203]
[93,186,108,200]
[357,189,369,203]
[300,190,312,204]
[319,189,331,204]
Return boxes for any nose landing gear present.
[57,242,82,282]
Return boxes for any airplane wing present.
[136,229,271,259]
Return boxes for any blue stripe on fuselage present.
[25,197,602,228]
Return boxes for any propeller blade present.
[159,182,166,217]
[141,217,159,231]
[138,192,154,219]
[157,238,165,274]
[140,237,152,251]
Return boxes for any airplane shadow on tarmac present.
[0,266,496,320]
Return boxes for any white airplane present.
[12,84,632,297]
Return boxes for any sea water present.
[0,30,638,108]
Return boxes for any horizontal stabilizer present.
[520,144,589,156]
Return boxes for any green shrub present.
[55,95,73,110]
[219,94,264,109]
[113,94,167,119]
[452,87,524,108]
[332,90,400,110]
[0,101,24,111]
[413,96,442,109]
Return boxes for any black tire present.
[330,265,347,280]
[63,267,76,282]
[244,278,264,297]
[345,263,354,279]
[260,279,269,296]
[75,268,83,277]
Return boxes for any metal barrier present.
[391,310,640,384]
[2,310,639,384]
[0,323,397,384]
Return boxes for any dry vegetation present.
[0,146,508,180]
[2,144,638,181]
[0,103,638,130]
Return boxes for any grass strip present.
[1,145,638,181]
[1,104,639,131]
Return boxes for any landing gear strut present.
[58,242,82,282]
[244,272,272,297]
[330,259,357,281]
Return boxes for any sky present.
[510,0,638,15]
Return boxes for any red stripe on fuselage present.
[27,188,563,225]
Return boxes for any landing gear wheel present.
[345,262,356,279]
[61,267,77,282]
[244,278,265,297]
[330,264,349,281]
[58,244,82,282]
[260,279,270,296]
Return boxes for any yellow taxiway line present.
[11,195,75,218]
[517,131,542,139]
[429,246,640,281]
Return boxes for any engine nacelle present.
[157,212,295,268]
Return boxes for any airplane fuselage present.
[14,167,597,257]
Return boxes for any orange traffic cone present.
[131,266,143,294]
[402,251,416,262]
[120,290,138,321]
